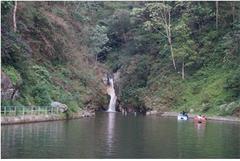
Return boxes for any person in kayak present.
[182,111,186,116]
[182,111,189,119]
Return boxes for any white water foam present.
[107,78,117,112]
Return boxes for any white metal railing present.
[1,106,61,117]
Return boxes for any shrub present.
[67,101,79,112]
[31,83,52,106]
[51,7,65,17]
[224,68,240,98]
[218,101,240,116]
[2,66,22,86]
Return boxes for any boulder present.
[232,107,240,117]
[146,110,158,115]
[1,71,19,100]
[102,74,109,85]
[51,101,68,112]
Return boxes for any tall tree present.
[13,1,17,32]
[133,2,177,70]
[216,1,219,29]
[231,2,235,24]
[88,25,110,65]
[147,3,177,71]
[174,12,198,80]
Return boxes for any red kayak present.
[194,115,207,123]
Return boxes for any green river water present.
[1,112,240,158]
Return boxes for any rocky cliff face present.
[1,71,19,100]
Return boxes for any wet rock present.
[102,74,109,85]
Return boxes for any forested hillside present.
[1,1,240,116]
[1,2,110,114]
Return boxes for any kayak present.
[177,114,188,120]
[194,115,207,123]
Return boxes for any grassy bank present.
[173,66,240,116]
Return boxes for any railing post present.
[15,106,17,116]
[4,106,6,116]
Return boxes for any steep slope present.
[1,2,109,112]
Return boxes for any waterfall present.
[107,78,117,112]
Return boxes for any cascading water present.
[107,78,117,112]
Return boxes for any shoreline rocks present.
[146,110,159,115]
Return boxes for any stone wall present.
[1,110,95,125]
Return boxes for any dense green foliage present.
[1,1,240,116]
[89,1,240,115]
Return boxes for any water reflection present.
[106,112,116,156]
[194,122,206,138]
[1,121,65,158]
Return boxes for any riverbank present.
[146,111,240,122]
[1,110,95,125]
